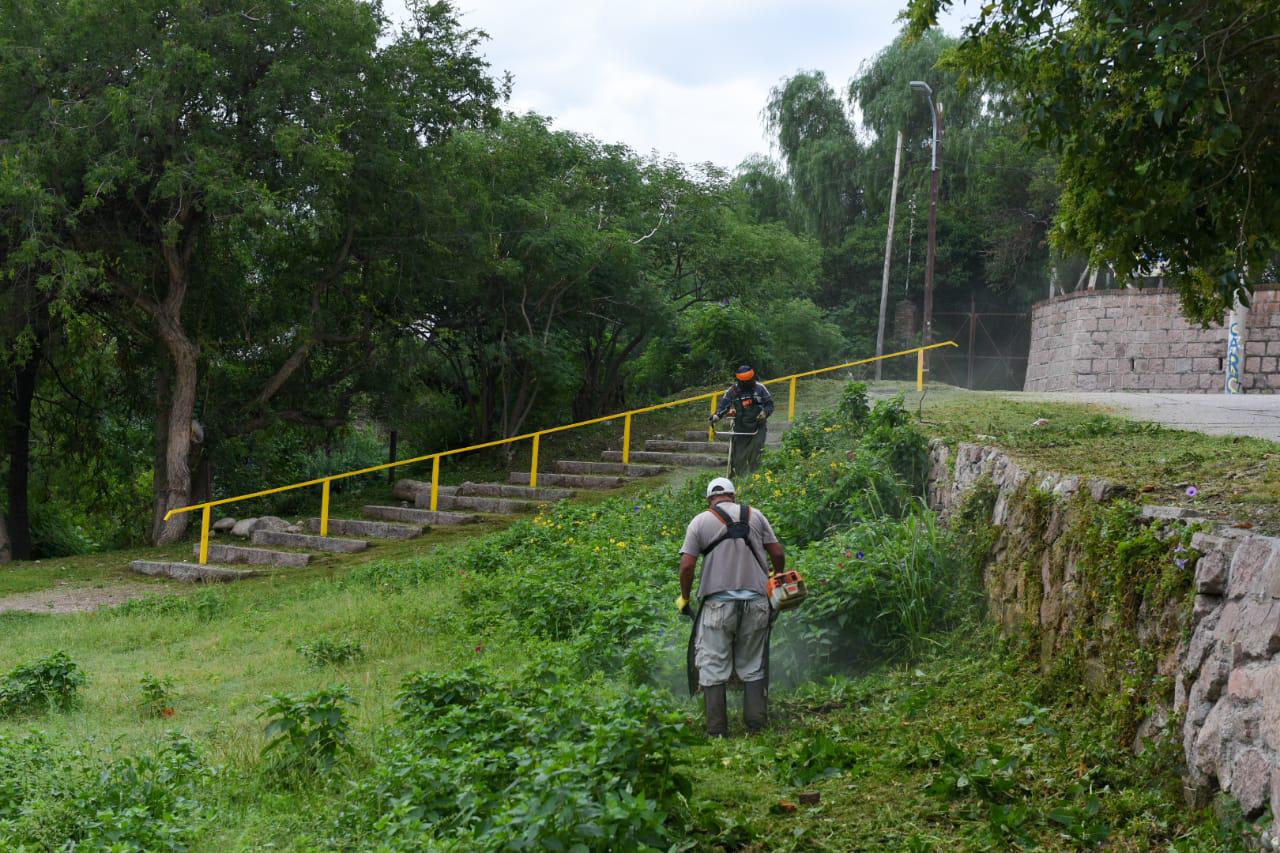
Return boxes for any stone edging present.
[927,439,1280,843]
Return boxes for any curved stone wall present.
[1024,287,1280,393]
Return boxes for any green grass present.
[916,389,1280,532]
[692,631,1240,851]
[0,383,1245,850]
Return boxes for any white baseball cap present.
[706,477,735,498]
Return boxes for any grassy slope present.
[0,379,1268,849]
[916,388,1279,531]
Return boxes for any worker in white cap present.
[676,476,786,736]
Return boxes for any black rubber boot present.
[704,684,728,738]
[744,680,768,733]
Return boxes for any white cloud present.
[385,0,966,168]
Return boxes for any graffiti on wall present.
[1226,317,1245,395]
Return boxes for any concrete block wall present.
[1023,286,1280,393]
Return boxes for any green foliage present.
[337,667,696,850]
[114,589,230,622]
[138,674,177,719]
[28,501,99,558]
[906,0,1280,320]
[296,639,365,668]
[0,731,212,850]
[259,687,357,778]
[0,651,85,717]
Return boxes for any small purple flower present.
[1186,486,1198,498]
[1175,544,1187,554]
[1174,558,1188,570]
[856,551,865,560]
[632,505,641,512]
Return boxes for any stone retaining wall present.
[1023,287,1280,393]
[929,440,1280,843]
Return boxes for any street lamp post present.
[910,80,941,373]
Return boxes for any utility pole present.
[911,81,942,376]
[875,131,904,381]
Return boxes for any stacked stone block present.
[1024,286,1280,392]
[929,439,1280,840]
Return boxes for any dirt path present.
[0,582,170,615]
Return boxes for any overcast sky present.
[385,1,967,170]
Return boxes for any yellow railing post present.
[198,505,211,565]
[320,479,331,537]
[788,376,797,422]
[530,433,541,488]
[917,348,925,391]
[708,393,717,441]
[622,414,632,466]
[430,456,440,511]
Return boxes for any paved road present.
[1012,392,1280,443]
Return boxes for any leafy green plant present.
[115,589,229,622]
[138,674,176,718]
[0,731,212,849]
[296,638,364,668]
[259,687,357,777]
[0,651,86,717]
[340,667,697,850]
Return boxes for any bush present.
[0,651,85,718]
[337,667,696,850]
[259,687,357,778]
[138,674,177,718]
[29,501,99,557]
[296,639,364,668]
[0,732,212,849]
[114,589,230,622]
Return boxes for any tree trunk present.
[0,512,10,564]
[6,352,39,560]
[150,326,200,544]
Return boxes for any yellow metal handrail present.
[169,341,957,563]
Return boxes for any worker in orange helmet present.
[708,364,774,478]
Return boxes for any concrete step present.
[644,439,727,454]
[363,505,480,526]
[252,530,368,554]
[556,460,667,477]
[425,494,540,514]
[302,518,425,540]
[454,481,575,501]
[131,561,261,583]
[509,471,625,490]
[601,450,723,467]
[193,543,309,568]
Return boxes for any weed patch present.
[0,651,84,718]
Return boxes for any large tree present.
[906,0,1280,321]
[0,0,500,543]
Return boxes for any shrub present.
[0,651,86,718]
[338,667,696,850]
[138,674,177,718]
[29,502,98,557]
[114,589,229,622]
[259,687,357,777]
[296,639,364,668]
[0,732,212,849]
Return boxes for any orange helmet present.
[735,365,755,382]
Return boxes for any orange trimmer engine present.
[768,570,808,612]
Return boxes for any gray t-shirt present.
[680,501,778,599]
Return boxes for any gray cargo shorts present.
[695,596,771,687]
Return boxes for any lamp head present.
[910,80,932,96]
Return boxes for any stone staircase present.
[130,419,791,582]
